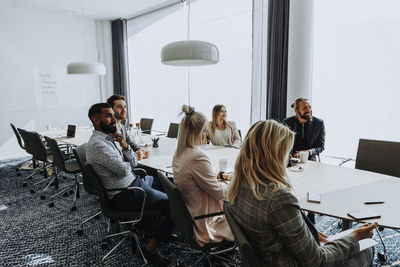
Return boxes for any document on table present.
[326,229,377,251]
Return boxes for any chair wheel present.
[50,182,55,186]
[40,195,46,200]
[63,192,69,197]
[17,172,22,176]
[23,182,27,187]
[49,202,54,208]
[101,241,109,250]
[95,215,100,219]
[30,189,35,194]
[378,226,385,231]
[28,177,33,181]
[71,206,77,211]
[69,190,74,195]
[77,229,83,236]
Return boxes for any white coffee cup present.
[299,151,309,163]
[46,124,52,131]
[218,159,229,173]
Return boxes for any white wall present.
[0,6,111,160]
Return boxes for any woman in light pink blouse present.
[172,105,234,247]
[207,104,241,148]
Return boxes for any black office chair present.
[82,163,160,263]
[19,130,57,196]
[44,136,81,210]
[157,171,236,267]
[167,123,180,138]
[223,202,261,267]
[355,138,400,178]
[140,118,153,134]
[10,123,35,176]
[73,145,102,235]
[16,128,43,187]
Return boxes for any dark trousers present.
[110,176,174,242]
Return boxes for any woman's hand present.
[318,232,329,243]
[350,222,377,241]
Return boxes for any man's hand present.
[350,222,378,241]
[136,149,144,161]
[294,150,311,158]
[113,133,129,150]
[318,232,329,243]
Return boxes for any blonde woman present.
[172,105,234,247]
[207,104,241,148]
[227,120,375,266]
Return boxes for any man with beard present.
[106,94,149,159]
[86,103,172,265]
[284,97,325,162]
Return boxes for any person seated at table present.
[283,97,325,161]
[227,120,375,267]
[206,104,241,148]
[86,103,173,266]
[172,105,234,248]
[106,94,149,159]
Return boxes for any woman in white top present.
[172,105,234,247]
[206,104,241,148]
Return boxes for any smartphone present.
[347,210,381,220]
[307,192,321,203]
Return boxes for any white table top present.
[38,127,93,147]
[289,161,400,229]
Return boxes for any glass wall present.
[127,0,252,135]
[312,0,400,159]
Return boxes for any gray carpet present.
[0,157,399,266]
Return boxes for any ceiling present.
[1,0,180,20]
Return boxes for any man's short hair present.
[106,94,126,107]
[88,103,112,121]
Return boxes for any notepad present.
[326,229,377,251]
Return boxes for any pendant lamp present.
[161,0,219,66]
[66,0,106,75]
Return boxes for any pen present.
[364,201,385,205]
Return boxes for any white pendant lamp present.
[66,0,106,75]
[161,0,219,66]
[161,40,218,66]
[67,62,106,75]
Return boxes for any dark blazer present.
[283,116,325,161]
[229,181,369,266]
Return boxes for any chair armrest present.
[194,211,224,220]
[105,186,145,193]
[133,168,147,178]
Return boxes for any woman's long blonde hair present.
[175,105,207,158]
[227,120,294,203]
[210,104,228,134]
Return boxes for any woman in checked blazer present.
[227,120,375,266]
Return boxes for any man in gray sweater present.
[86,103,172,266]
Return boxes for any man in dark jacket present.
[283,97,325,162]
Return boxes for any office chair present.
[82,163,160,263]
[19,130,57,195]
[44,136,81,210]
[73,145,102,235]
[223,202,261,267]
[167,123,179,138]
[355,138,400,178]
[10,123,35,176]
[16,128,43,187]
[140,118,153,134]
[157,171,236,267]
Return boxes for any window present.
[127,0,252,135]
[312,0,400,159]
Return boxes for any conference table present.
[39,127,400,229]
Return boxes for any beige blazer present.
[172,147,234,246]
